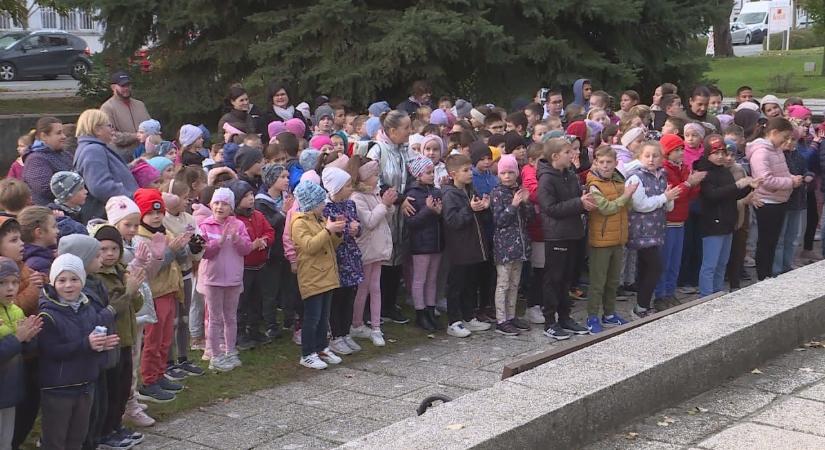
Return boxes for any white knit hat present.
[50,253,86,286]
[621,127,646,147]
[321,167,351,197]
[106,196,140,226]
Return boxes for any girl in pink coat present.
[197,187,252,372]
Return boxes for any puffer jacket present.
[197,215,252,288]
[290,211,343,299]
[746,138,793,203]
[74,136,139,220]
[23,243,54,275]
[351,191,394,264]
[441,183,489,266]
[783,149,811,211]
[254,193,287,264]
[236,209,275,268]
[0,301,28,408]
[134,226,186,300]
[21,141,73,206]
[695,157,752,237]
[491,183,533,264]
[626,166,671,249]
[536,160,585,241]
[664,159,701,223]
[403,182,443,255]
[585,169,629,247]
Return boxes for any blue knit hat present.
[138,119,161,136]
[148,156,174,174]
[294,180,327,212]
[368,101,391,117]
[365,117,382,139]
[299,149,321,171]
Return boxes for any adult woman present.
[218,85,257,135]
[22,117,72,205]
[353,110,417,324]
[73,109,139,221]
[261,81,311,142]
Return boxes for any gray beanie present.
[50,171,84,203]
[314,105,335,125]
[57,234,101,270]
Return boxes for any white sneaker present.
[464,318,491,332]
[318,348,342,365]
[300,353,328,370]
[343,335,361,352]
[209,354,234,372]
[525,305,545,324]
[329,337,353,355]
[350,325,371,339]
[447,321,471,338]
[370,329,386,347]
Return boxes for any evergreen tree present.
[60,0,728,128]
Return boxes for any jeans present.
[756,202,788,280]
[656,225,685,298]
[699,234,733,297]
[171,277,192,362]
[0,407,13,450]
[189,274,205,339]
[301,291,332,357]
[774,209,805,275]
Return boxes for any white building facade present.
[0,1,104,53]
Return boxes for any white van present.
[730,1,787,45]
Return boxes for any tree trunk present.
[712,1,735,57]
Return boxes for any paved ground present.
[585,339,825,450]
[732,44,763,57]
[0,76,78,99]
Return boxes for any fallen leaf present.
[804,341,824,348]
[695,406,709,413]
[388,339,397,343]
[800,367,814,373]
[427,334,435,339]
[446,423,464,430]
[751,368,763,374]
[656,421,670,427]
[663,416,676,424]
[625,432,639,440]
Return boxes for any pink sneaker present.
[123,407,156,427]
[190,337,206,351]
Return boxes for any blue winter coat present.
[23,243,54,275]
[74,136,138,219]
[22,141,73,206]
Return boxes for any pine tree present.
[58,0,728,129]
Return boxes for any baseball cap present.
[110,71,131,86]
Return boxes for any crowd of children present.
[0,75,823,449]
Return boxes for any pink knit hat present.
[420,134,445,157]
[130,160,160,188]
[299,169,321,185]
[497,154,519,174]
[358,160,379,181]
[787,105,812,120]
[310,135,333,150]
[268,121,287,139]
[285,118,306,139]
[326,153,349,170]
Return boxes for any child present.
[179,124,206,167]
[351,160,396,342]
[531,121,549,144]
[197,188,252,372]
[7,132,33,180]
[133,119,161,160]
[469,142,497,322]
[228,180,275,350]
[0,257,41,450]
[291,181,345,369]
[746,118,799,280]
[19,206,59,275]
[421,135,448,188]
[584,146,637,333]
[654,135,704,308]
[235,147,265,192]
[536,138,593,339]
[0,179,32,217]
[321,166,363,356]
[625,142,680,317]
[442,154,492,338]
[162,186,205,378]
[49,171,87,221]
[91,223,148,445]
[148,157,175,186]
[203,143,224,171]
[38,254,118,450]
[683,122,706,169]
[772,128,811,276]
[695,135,757,297]
[133,189,190,401]
[662,116,686,137]
[255,164,296,338]
[617,127,645,174]
[490,154,533,336]
[402,157,443,331]
[520,143,546,324]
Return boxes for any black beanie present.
[234,147,264,174]
[469,141,492,166]
[93,225,123,253]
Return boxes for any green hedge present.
[766,27,825,50]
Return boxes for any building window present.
[60,13,78,31]
[40,8,57,29]
[0,13,16,30]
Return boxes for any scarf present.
[140,222,166,235]
[273,105,295,122]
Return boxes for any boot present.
[426,306,443,330]
[415,309,435,331]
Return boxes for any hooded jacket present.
[695,157,752,237]
[403,182,443,256]
[521,163,544,242]
[664,159,701,223]
[536,160,585,241]
[290,211,343,299]
[23,243,55,275]
[746,138,793,203]
[351,190,394,264]
[441,183,489,265]
[21,142,73,206]
[571,78,591,112]
[197,215,253,288]
[37,286,114,392]
[254,193,287,264]
[783,148,811,211]
[97,263,143,348]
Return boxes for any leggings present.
[411,254,441,310]
[636,246,662,309]
[380,265,402,313]
[171,277,192,363]
[201,285,242,357]
[101,346,132,438]
[726,218,750,290]
[804,190,818,251]
[353,262,382,329]
[330,286,355,338]
[189,274,205,339]
[755,202,788,280]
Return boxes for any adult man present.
[685,86,721,132]
[543,90,564,123]
[100,71,151,162]
[397,80,432,118]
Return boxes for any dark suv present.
[0,30,93,81]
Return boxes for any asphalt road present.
[0,75,79,99]
[733,44,763,57]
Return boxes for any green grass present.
[706,47,825,98]
[0,97,87,115]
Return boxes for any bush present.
[767,72,797,93]
[766,27,825,51]
[76,53,113,105]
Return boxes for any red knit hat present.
[566,121,588,144]
[660,134,685,157]
[133,188,166,217]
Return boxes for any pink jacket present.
[746,138,793,203]
[282,200,300,264]
[683,144,704,170]
[197,215,252,288]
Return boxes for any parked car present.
[730,21,763,45]
[0,30,93,81]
